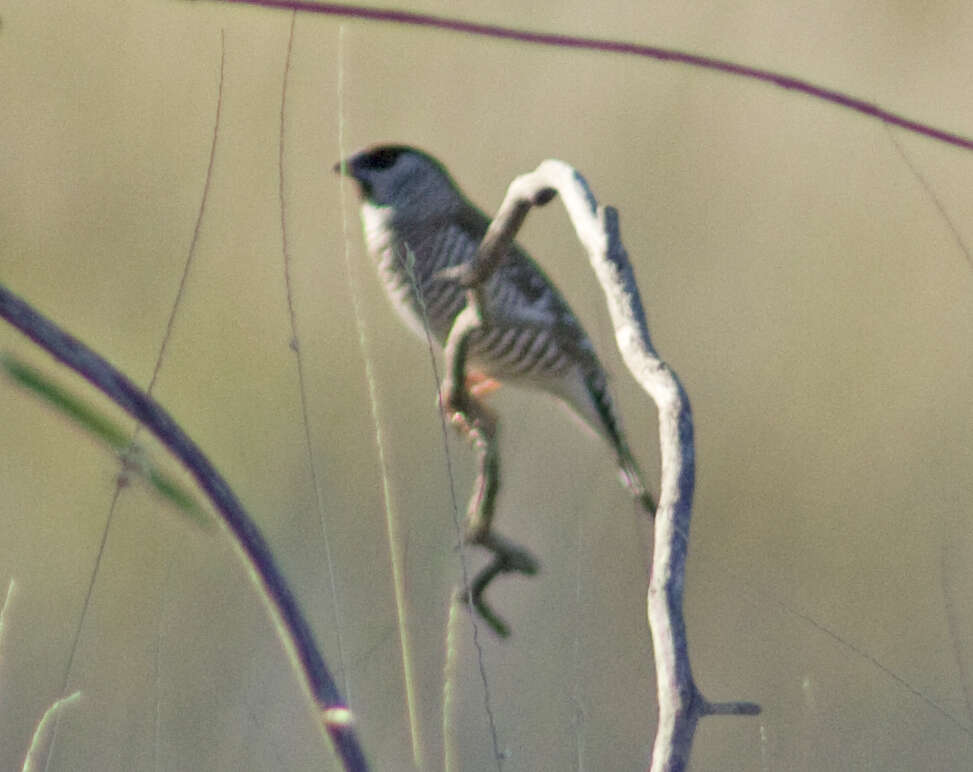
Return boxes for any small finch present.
[336,145,654,514]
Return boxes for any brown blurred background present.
[2,1,973,769]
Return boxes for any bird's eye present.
[361,148,403,170]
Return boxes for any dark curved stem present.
[0,284,368,772]
[199,0,973,153]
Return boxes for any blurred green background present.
[2,1,973,769]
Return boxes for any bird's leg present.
[466,370,502,399]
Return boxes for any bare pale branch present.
[457,159,759,769]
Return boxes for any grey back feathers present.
[337,144,654,513]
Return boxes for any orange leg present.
[466,370,502,399]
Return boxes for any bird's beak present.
[334,152,370,199]
[333,155,356,177]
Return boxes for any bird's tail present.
[552,362,656,516]
[575,366,656,516]
[616,439,656,517]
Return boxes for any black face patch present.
[357,146,408,171]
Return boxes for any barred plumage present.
[336,145,654,513]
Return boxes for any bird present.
[335,144,654,515]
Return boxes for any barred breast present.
[360,202,591,385]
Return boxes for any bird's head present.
[334,144,463,221]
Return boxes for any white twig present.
[460,160,758,770]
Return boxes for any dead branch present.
[449,160,759,769]
[441,303,539,638]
